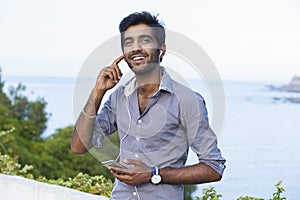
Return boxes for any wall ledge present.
[0,174,109,200]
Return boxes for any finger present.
[111,172,134,185]
[106,67,118,82]
[112,55,124,79]
[113,55,124,65]
[124,159,141,166]
[102,69,114,81]
[110,170,120,177]
[111,169,133,180]
[110,166,131,175]
[114,65,122,80]
[109,66,119,82]
[111,170,128,179]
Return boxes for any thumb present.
[124,159,141,165]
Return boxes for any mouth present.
[132,56,146,61]
[130,54,147,63]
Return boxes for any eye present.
[142,38,150,43]
[124,40,133,47]
[141,38,151,43]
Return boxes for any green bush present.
[0,152,113,197]
[195,186,222,200]
[195,181,286,200]
[37,173,113,197]
[237,196,264,200]
[0,73,112,179]
[0,152,33,179]
[269,181,286,200]
[236,181,286,200]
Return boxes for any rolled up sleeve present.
[180,92,226,175]
[92,93,117,148]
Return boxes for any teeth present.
[133,56,145,61]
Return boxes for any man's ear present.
[159,43,166,62]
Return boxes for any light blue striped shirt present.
[93,67,225,200]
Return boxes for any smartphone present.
[102,160,127,169]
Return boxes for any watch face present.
[151,174,161,184]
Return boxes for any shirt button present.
[135,154,139,158]
[133,192,137,196]
[137,119,142,124]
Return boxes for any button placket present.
[135,117,142,159]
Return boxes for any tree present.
[184,185,198,200]
[7,83,48,140]
[41,126,113,179]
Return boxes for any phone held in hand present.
[102,160,127,169]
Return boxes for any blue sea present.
[3,76,300,199]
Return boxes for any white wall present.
[0,174,109,200]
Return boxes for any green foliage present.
[7,83,49,139]
[194,181,286,200]
[1,125,112,179]
[237,196,264,200]
[269,181,286,200]
[0,73,112,179]
[0,127,15,137]
[40,126,112,179]
[237,181,286,200]
[0,153,113,197]
[194,186,222,200]
[0,127,15,154]
[0,73,49,168]
[184,185,197,200]
[0,76,11,108]
[37,173,113,197]
[0,152,34,179]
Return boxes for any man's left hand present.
[109,159,151,186]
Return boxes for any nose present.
[132,41,142,52]
[124,41,143,54]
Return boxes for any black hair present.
[119,11,166,48]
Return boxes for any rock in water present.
[281,76,300,93]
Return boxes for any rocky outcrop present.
[273,97,300,104]
[269,75,300,93]
[279,76,300,92]
[267,75,300,104]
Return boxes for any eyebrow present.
[124,34,154,41]
[139,34,153,39]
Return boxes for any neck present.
[138,83,160,98]
[136,66,161,97]
[136,65,161,86]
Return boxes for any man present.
[71,11,225,200]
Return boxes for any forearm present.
[71,88,106,154]
[160,163,222,185]
[71,55,123,154]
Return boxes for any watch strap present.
[151,167,160,176]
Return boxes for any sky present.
[0,0,299,82]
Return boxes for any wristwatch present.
[150,167,162,185]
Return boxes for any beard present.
[130,62,160,76]
[125,49,160,75]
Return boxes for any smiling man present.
[71,11,226,200]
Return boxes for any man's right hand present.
[71,55,125,154]
[95,55,124,92]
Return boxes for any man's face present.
[122,24,163,74]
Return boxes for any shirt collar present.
[124,66,173,97]
[158,67,174,94]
